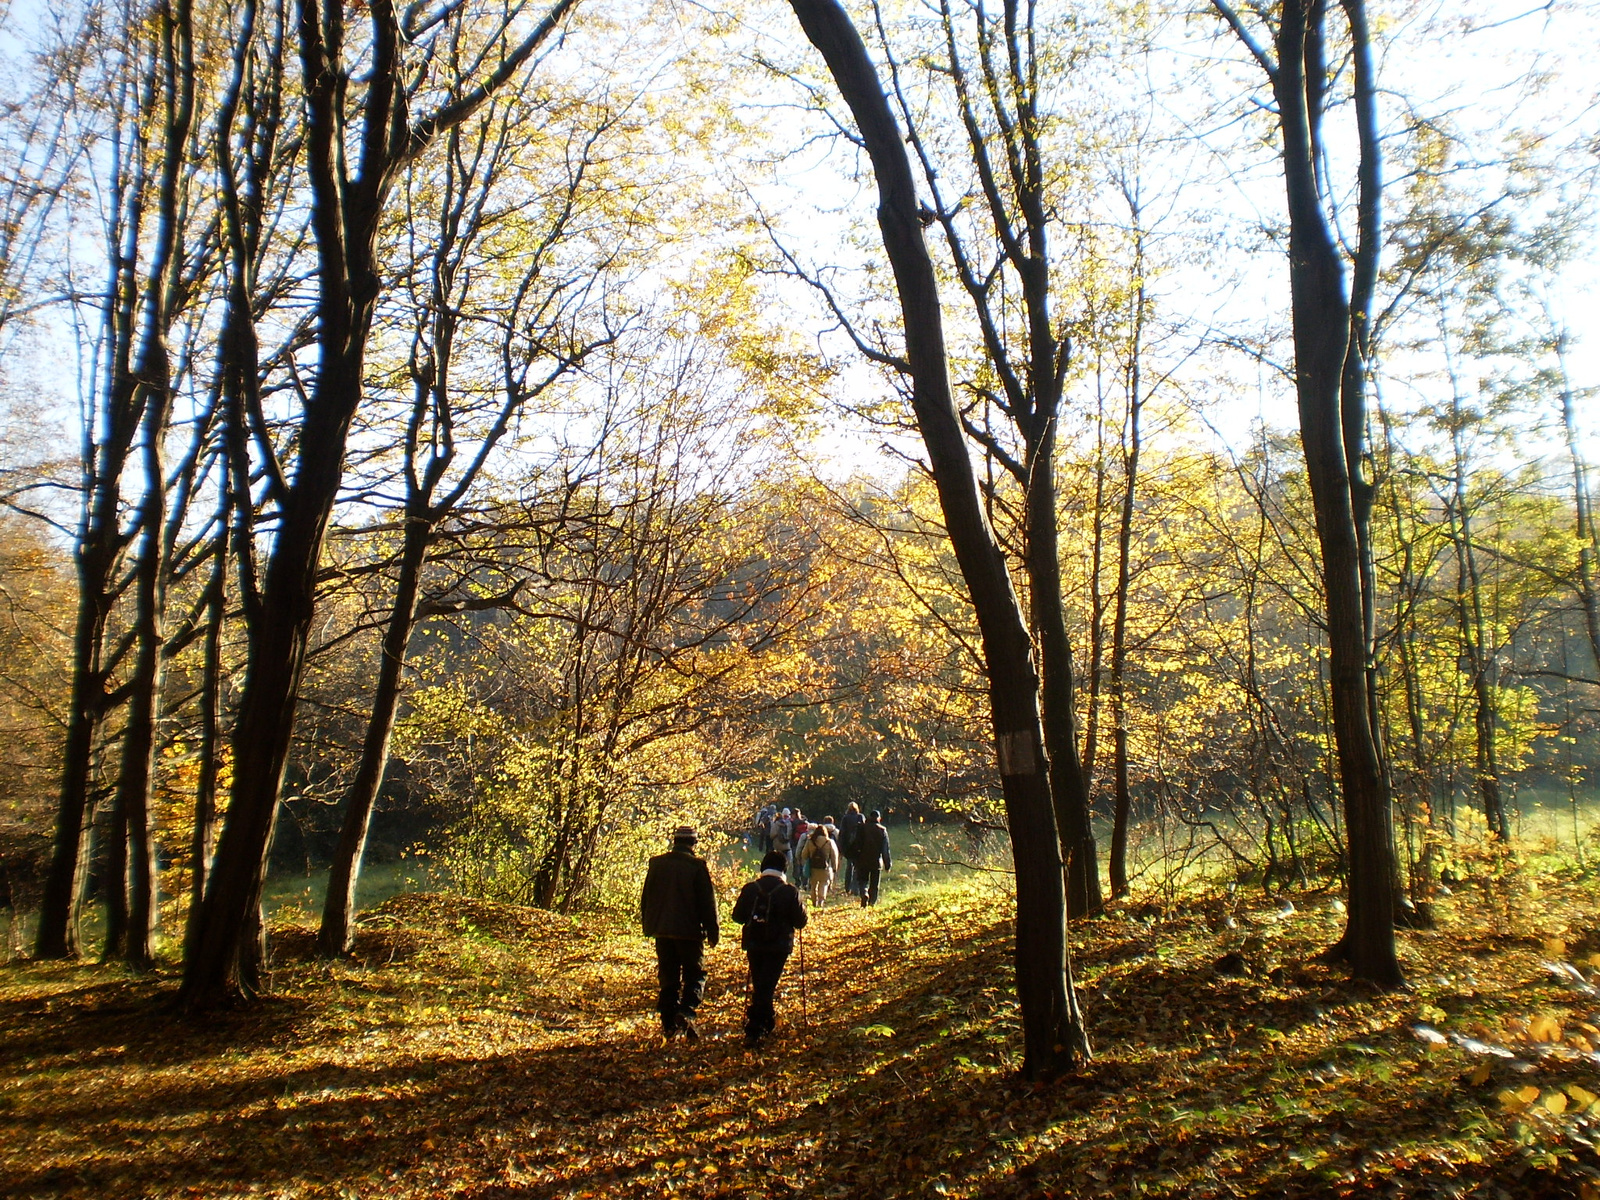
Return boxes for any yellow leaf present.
[1470,1063,1493,1086]
[1544,1091,1569,1114]
[1544,938,1567,957]
[1568,1084,1597,1111]
[1529,1014,1563,1042]
[1499,1086,1539,1112]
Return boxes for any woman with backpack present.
[730,851,808,1048]
[798,824,840,908]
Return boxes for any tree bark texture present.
[787,0,1088,1078]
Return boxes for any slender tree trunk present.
[1107,207,1147,899]
[1448,485,1508,841]
[35,570,116,958]
[318,520,428,955]
[1554,336,1600,678]
[187,533,225,956]
[1030,455,1101,917]
[1241,0,1402,984]
[787,0,1088,1078]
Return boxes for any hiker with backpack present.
[856,810,892,907]
[640,825,720,1040]
[798,823,840,908]
[789,809,811,883]
[730,850,808,1049]
[770,807,795,864]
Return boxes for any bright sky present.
[3,0,1596,496]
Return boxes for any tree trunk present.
[181,0,579,1008]
[1218,0,1403,985]
[1555,336,1600,679]
[1107,205,1148,899]
[787,0,1089,1078]
[1282,0,1401,986]
[35,566,116,958]
[318,519,428,955]
[187,534,226,957]
[183,352,367,1003]
[1030,459,1101,917]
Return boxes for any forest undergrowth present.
[3,861,1600,1199]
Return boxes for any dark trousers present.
[655,937,706,1028]
[860,865,882,906]
[744,949,789,1038]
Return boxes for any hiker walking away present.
[790,809,811,883]
[750,803,774,853]
[770,807,795,865]
[838,802,864,895]
[640,825,720,1040]
[799,824,840,908]
[731,851,808,1048]
[857,810,892,907]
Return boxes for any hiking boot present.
[680,1017,700,1042]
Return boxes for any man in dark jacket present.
[640,825,720,1040]
[730,850,808,1049]
[857,810,892,907]
[837,802,864,895]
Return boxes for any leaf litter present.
[3,876,1599,1198]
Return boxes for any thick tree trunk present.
[183,352,368,1004]
[787,0,1088,1078]
[318,520,428,955]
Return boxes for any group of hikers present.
[749,801,893,909]
[638,811,892,1049]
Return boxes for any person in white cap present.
[640,825,720,1039]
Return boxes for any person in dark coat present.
[640,825,720,1039]
[837,802,864,895]
[857,810,892,907]
[730,850,808,1049]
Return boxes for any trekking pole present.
[798,928,808,1030]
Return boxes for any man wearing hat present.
[640,825,720,1039]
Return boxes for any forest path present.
[3,876,1597,1198]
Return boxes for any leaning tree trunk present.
[318,519,428,955]
[787,0,1088,1078]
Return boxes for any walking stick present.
[797,927,808,1031]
